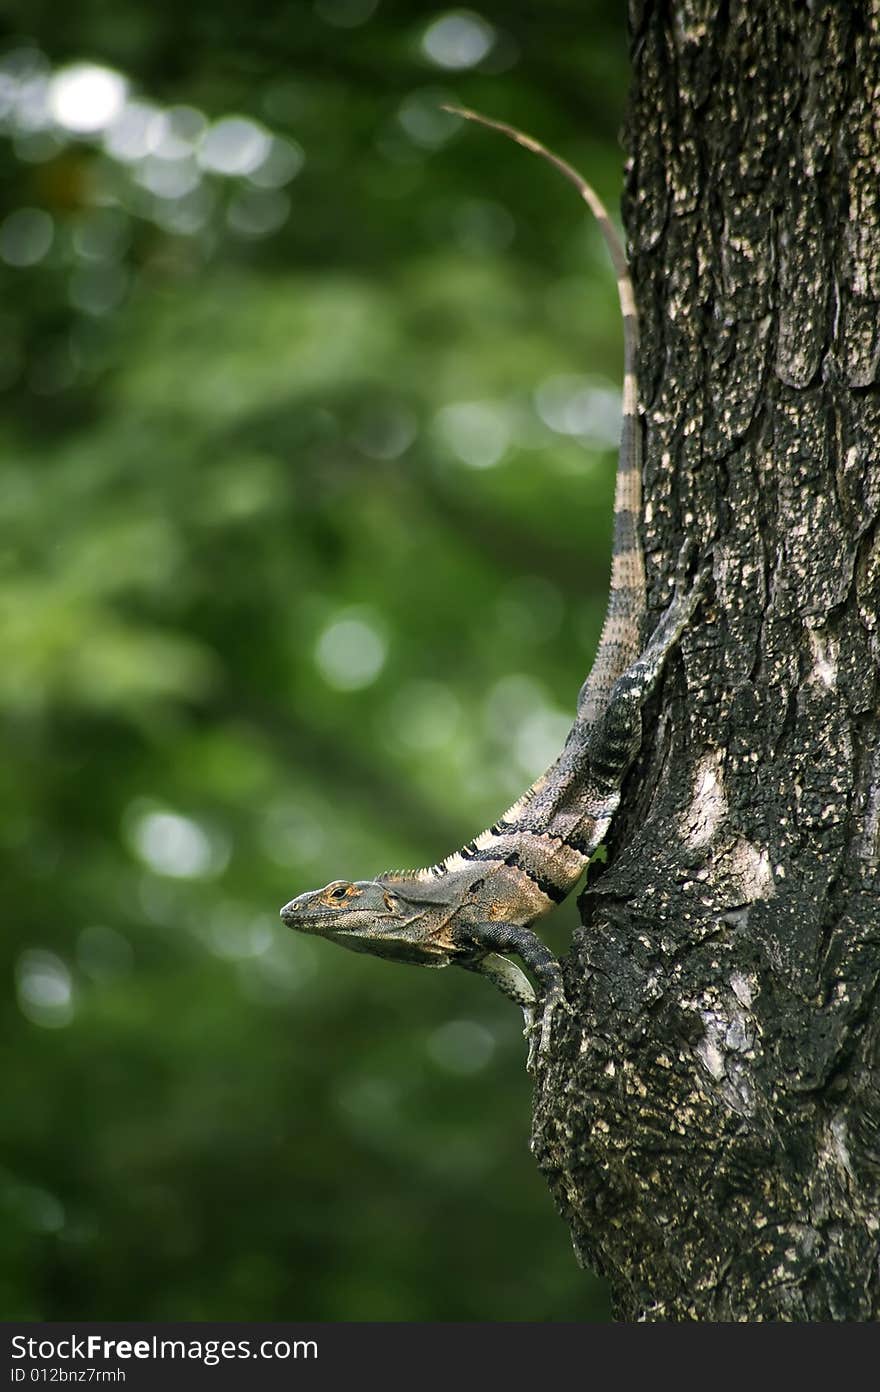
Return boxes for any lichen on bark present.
[532,0,880,1321]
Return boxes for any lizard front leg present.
[454,923,570,1071]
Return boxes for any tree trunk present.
[532,1,880,1321]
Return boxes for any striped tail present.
[444,107,645,727]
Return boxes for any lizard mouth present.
[281,903,329,926]
[280,901,365,928]
[280,902,400,932]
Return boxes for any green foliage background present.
[1,0,628,1321]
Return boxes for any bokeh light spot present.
[421,11,496,69]
[434,400,509,468]
[198,115,272,176]
[103,99,163,162]
[483,673,547,734]
[315,611,388,691]
[128,808,227,879]
[49,63,127,134]
[397,89,460,148]
[15,950,74,1029]
[68,264,129,315]
[535,374,621,447]
[14,1184,66,1234]
[152,105,207,160]
[514,707,572,777]
[351,402,418,460]
[207,907,274,960]
[247,135,305,188]
[72,208,129,263]
[0,207,53,267]
[135,154,201,200]
[226,188,290,239]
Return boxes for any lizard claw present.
[524,987,573,1073]
[663,539,712,635]
[674,536,717,603]
[673,536,696,594]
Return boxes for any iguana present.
[281,109,709,1070]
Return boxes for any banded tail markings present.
[442,106,646,728]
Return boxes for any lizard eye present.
[329,884,350,901]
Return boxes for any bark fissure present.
[534,1,880,1321]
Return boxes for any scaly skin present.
[281,111,709,1071]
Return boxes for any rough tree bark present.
[533,2,880,1320]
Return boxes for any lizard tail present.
[444,107,645,727]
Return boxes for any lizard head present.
[280,877,451,965]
